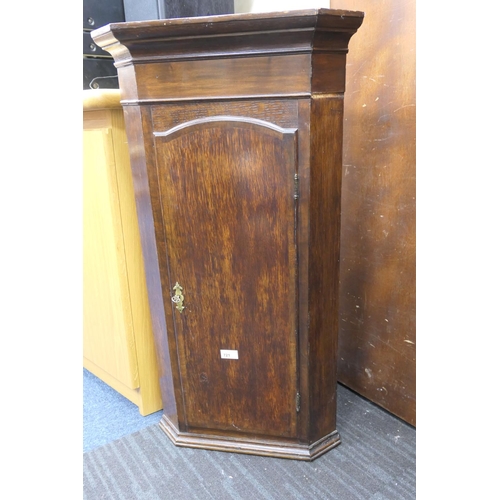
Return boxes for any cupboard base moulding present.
[160,416,341,461]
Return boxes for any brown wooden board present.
[330,0,416,426]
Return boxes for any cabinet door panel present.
[154,117,298,438]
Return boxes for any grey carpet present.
[83,384,416,500]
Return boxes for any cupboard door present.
[154,116,299,438]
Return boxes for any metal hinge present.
[294,174,299,200]
[296,392,301,413]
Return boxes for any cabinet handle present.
[171,282,185,313]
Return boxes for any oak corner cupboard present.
[91,9,364,461]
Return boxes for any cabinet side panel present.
[308,96,344,442]
[122,105,180,427]
[110,107,163,415]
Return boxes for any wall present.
[234,0,329,13]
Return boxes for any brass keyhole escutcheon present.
[172,282,185,313]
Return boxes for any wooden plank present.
[330,0,416,425]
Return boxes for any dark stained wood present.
[92,9,364,460]
[330,0,416,426]
[121,105,180,427]
[311,53,348,94]
[155,117,299,438]
[133,55,311,102]
[92,8,364,66]
[151,100,299,131]
[308,96,345,442]
[91,9,364,102]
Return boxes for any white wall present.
[234,0,330,13]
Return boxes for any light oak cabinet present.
[92,9,363,459]
[83,90,162,416]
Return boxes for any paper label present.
[220,349,239,360]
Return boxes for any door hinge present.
[294,174,299,200]
[296,392,301,413]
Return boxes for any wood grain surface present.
[155,117,298,438]
[331,0,416,425]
